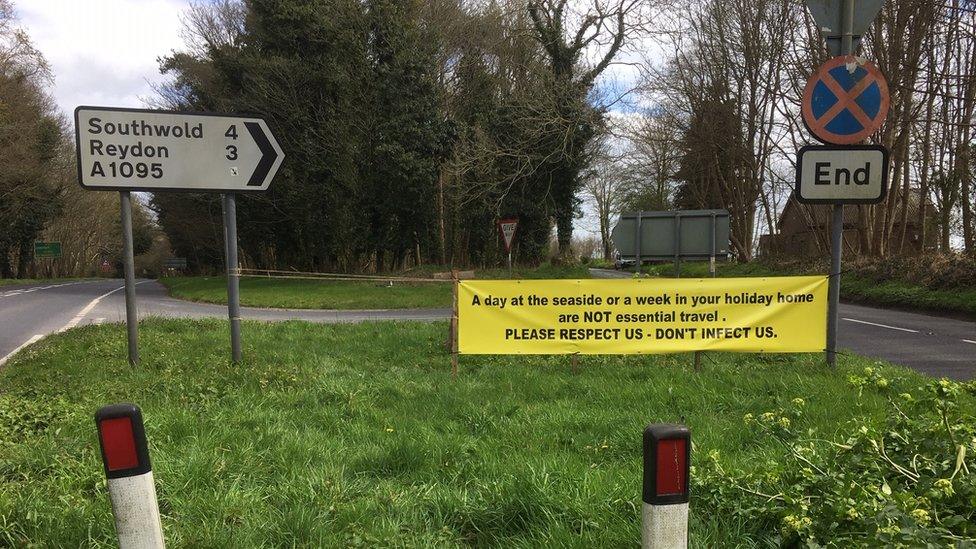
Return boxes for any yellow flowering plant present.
[692,378,976,546]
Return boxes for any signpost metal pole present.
[827,209,844,368]
[498,219,518,277]
[223,194,242,363]
[74,108,283,367]
[673,215,681,278]
[709,213,717,278]
[635,212,642,272]
[826,0,855,368]
[119,191,139,366]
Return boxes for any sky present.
[18,0,648,244]
[19,0,187,116]
[19,0,648,119]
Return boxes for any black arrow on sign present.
[245,121,277,186]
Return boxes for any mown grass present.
[160,264,591,309]
[161,276,454,309]
[639,262,976,318]
[401,264,592,281]
[0,319,921,547]
[838,276,976,317]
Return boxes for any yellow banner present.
[458,276,827,355]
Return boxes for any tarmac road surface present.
[0,278,448,367]
[1,275,973,379]
[589,268,975,380]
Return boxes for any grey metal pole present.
[827,0,855,368]
[223,194,242,363]
[841,0,855,55]
[507,250,512,278]
[673,215,681,278]
[709,213,717,278]
[827,206,843,367]
[635,212,642,273]
[119,191,139,366]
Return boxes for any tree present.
[152,0,651,271]
[363,0,453,270]
[637,0,793,261]
[525,0,643,258]
[0,1,65,277]
[866,0,939,256]
[620,108,679,213]
[582,139,627,260]
[156,0,373,271]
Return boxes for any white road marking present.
[963,339,976,345]
[59,286,124,332]
[93,317,106,325]
[0,334,44,368]
[59,281,149,333]
[842,318,919,333]
[0,281,81,299]
[0,281,143,368]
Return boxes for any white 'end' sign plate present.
[75,106,284,192]
[795,145,888,204]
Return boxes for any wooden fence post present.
[451,270,459,379]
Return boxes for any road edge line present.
[0,334,44,368]
[842,317,919,333]
[1,281,150,369]
[59,280,149,333]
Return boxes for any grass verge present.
[0,277,93,288]
[160,264,591,309]
[2,319,965,546]
[639,262,976,319]
[161,276,453,309]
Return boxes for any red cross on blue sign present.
[802,56,890,146]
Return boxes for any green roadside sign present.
[34,241,62,259]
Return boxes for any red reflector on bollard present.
[95,404,151,478]
[99,417,140,472]
[655,438,687,496]
[643,423,691,505]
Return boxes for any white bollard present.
[95,404,165,549]
[642,424,690,549]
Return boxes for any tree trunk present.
[896,134,911,254]
[0,245,12,278]
[556,207,573,258]
[17,239,32,278]
[915,65,937,254]
[437,167,447,264]
[962,147,973,253]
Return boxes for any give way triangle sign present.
[498,219,518,252]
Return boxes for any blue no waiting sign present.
[802,56,889,145]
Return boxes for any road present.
[588,268,975,380]
[0,278,449,367]
[1,276,973,379]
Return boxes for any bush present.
[765,254,976,292]
[695,373,976,546]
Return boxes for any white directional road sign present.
[795,145,888,204]
[75,106,284,192]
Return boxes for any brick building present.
[759,190,938,258]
